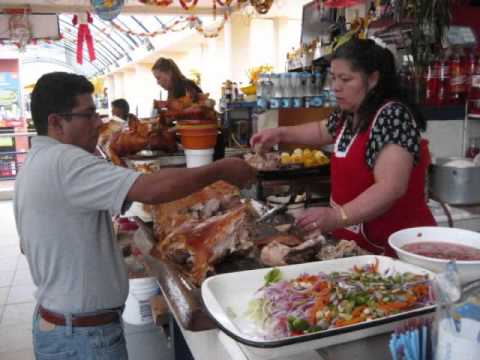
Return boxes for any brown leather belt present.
[39,305,121,327]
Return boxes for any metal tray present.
[201,255,435,360]
[257,164,330,181]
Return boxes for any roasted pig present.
[152,181,240,241]
[104,116,177,166]
[154,94,217,123]
[155,203,254,284]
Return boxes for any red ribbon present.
[73,13,96,65]
[76,24,95,64]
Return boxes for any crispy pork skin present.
[156,204,253,285]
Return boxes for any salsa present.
[402,242,480,261]
[245,260,432,339]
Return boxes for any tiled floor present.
[0,199,174,360]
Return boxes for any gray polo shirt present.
[14,136,141,313]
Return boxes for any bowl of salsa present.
[388,226,480,284]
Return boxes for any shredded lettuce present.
[244,298,268,325]
[264,268,282,286]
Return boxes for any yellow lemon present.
[293,148,303,155]
[302,148,312,158]
[304,158,315,168]
[280,152,291,165]
[314,150,325,161]
[291,153,303,164]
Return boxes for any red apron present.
[330,102,436,257]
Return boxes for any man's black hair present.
[111,98,130,120]
[31,72,94,135]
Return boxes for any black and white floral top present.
[326,102,421,168]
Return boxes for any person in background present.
[152,57,202,101]
[14,72,256,360]
[152,57,225,159]
[111,98,131,122]
[251,38,436,256]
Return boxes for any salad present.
[245,259,433,339]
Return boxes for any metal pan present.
[257,164,330,181]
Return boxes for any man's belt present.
[38,305,121,327]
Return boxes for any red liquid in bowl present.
[402,242,480,261]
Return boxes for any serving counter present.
[144,255,396,360]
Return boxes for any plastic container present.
[177,123,218,150]
[435,263,480,360]
[185,148,214,168]
[122,277,160,325]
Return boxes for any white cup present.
[185,148,214,168]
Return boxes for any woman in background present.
[152,57,225,159]
[152,57,202,101]
[251,38,436,256]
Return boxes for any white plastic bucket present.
[185,148,214,168]
[122,277,160,325]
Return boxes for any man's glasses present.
[58,112,100,120]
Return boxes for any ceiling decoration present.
[90,0,125,21]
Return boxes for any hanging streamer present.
[179,0,199,11]
[72,12,96,64]
[138,0,173,5]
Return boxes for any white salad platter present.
[201,255,436,360]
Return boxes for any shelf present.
[226,102,468,121]
[421,105,465,121]
[225,101,257,109]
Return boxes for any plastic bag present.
[434,261,480,360]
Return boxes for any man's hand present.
[217,158,257,188]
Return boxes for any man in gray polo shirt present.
[14,72,255,360]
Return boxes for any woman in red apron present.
[250,38,436,256]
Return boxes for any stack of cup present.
[176,120,218,168]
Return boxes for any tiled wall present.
[424,119,480,159]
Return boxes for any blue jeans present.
[32,307,128,360]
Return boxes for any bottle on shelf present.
[438,57,450,106]
[448,49,467,105]
[464,48,477,95]
[398,56,415,102]
[467,49,480,118]
[425,60,440,106]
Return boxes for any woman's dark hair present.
[331,38,426,132]
[111,98,129,120]
[31,72,94,135]
[152,57,202,99]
